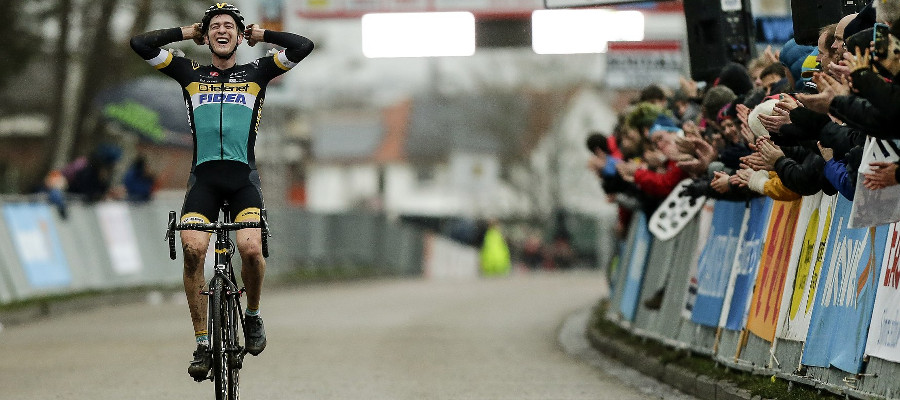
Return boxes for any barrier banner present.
[746,199,802,341]
[96,202,143,275]
[802,195,888,373]
[620,212,651,321]
[2,203,71,288]
[777,194,836,341]
[722,196,772,330]
[691,200,747,327]
[849,137,900,228]
[865,222,900,363]
[682,199,715,319]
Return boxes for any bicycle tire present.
[227,290,241,400]
[210,275,231,400]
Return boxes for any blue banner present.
[620,213,651,321]
[802,195,888,373]
[691,201,747,327]
[3,203,71,288]
[724,197,773,330]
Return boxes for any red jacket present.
[633,160,686,199]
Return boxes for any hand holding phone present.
[874,23,890,60]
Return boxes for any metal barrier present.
[607,197,900,399]
[0,198,424,306]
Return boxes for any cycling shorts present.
[181,160,263,224]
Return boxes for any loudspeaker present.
[790,0,843,46]
[684,0,754,83]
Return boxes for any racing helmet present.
[201,3,245,35]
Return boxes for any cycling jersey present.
[130,28,314,170]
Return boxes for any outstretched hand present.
[710,171,731,193]
[845,46,872,74]
[757,137,785,167]
[863,161,899,190]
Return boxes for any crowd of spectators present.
[587,0,900,240]
[38,143,158,218]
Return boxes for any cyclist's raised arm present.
[130,25,202,81]
[130,24,200,59]
[244,24,314,74]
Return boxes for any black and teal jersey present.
[130,28,313,170]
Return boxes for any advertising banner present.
[777,194,836,341]
[2,203,71,288]
[746,199,802,341]
[620,212,651,321]
[691,200,747,327]
[95,202,143,275]
[722,196,772,330]
[865,222,900,363]
[802,195,888,373]
[682,199,715,319]
[849,137,900,228]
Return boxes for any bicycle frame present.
[166,206,269,400]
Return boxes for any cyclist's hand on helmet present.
[243,23,264,47]
[190,22,204,45]
[181,23,204,45]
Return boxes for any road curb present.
[586,317,765,400]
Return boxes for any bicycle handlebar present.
[165,210,270,260]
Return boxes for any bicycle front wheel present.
[210,275,239,400]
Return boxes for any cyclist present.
[130,3,314,380]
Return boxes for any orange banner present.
[747,199,802,341]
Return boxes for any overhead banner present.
[620,212,651,321]
[865,222,900,363]
[722,196,772,330]
[2,203,71,288]
[605,41,685,90]
[746,199,802,341]
[777,194,836,341]
[802,195,888,373]
[691,200,747,327]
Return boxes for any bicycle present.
[165,203,270,400]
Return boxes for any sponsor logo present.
[198,93,248,105]
[198,83,249,92]
[211,71,219,77]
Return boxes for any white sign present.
[296,0,544,17]
[605,41,684,89]
[545,0,651,7]
[720,0,742,12]
[96,202,143,275]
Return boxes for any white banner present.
[605,41,684,89]
[777,194,837,340]
[849,137,900,228]
[865,222,900,362]
[96,202,143,275]
[681,199,714,319]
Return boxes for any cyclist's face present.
[205,14,242,57]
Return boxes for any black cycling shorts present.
[181,160,263,223]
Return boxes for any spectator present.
[44,170,68,219]
[67,143,122,202]
[123,155,157,202]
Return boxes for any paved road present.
[0,271,695,399]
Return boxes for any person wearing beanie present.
[700,86,737,124]
[714,62,754,97]
[780,38,818,90]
